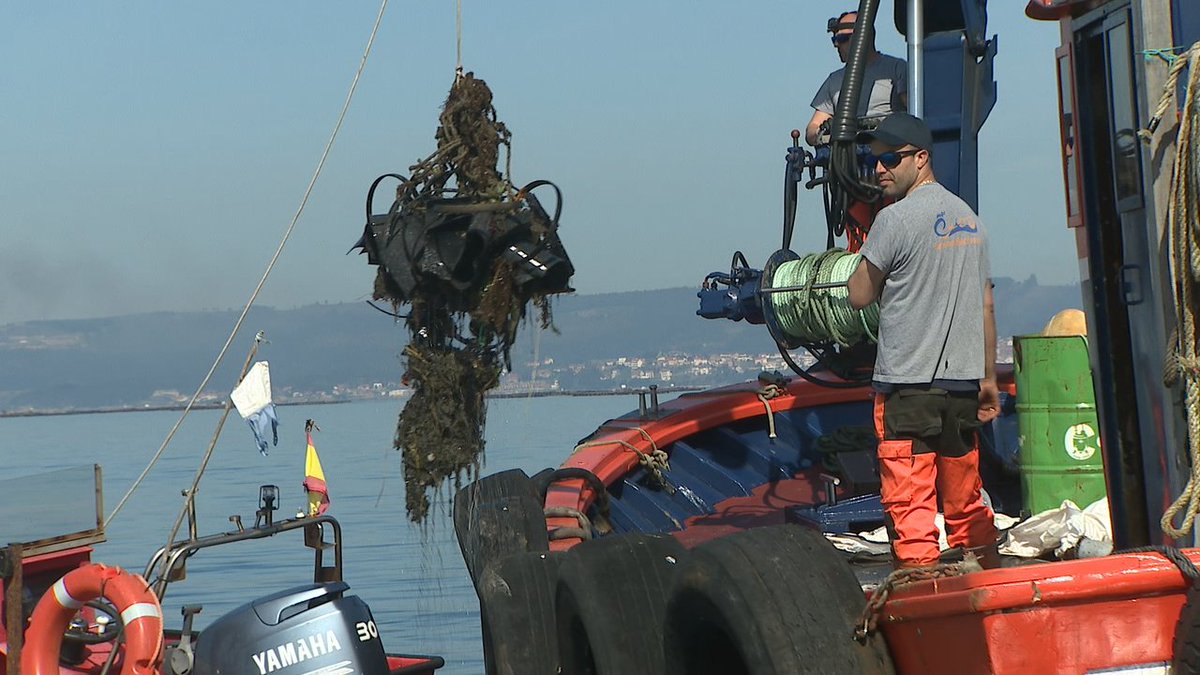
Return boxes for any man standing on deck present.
[805,10,908,147]
[846,113,1000,570]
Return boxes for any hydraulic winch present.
[697,122,887,386]
[697,247,879,387]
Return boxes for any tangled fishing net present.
[354,72,573,522]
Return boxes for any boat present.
[0,465,444,674]
[451,0,1200,673]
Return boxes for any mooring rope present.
[1142,43,1198,140]
[767,249,880,347]
[573,436,671,490]
[105,0,390,529]
[757,383,784,439]
[854,558,980,641]
[1151,42,1200,539]
[1120,545,1200,585]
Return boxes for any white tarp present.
[824,498,1112,560]
[1000,498,1111,558]
[230,361,272,419]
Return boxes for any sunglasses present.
[831,33,852,45]
[872,149,920,169]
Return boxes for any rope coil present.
[768,249,880,347]
[1152,41,1200,539]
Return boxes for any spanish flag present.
[302,422,330,516]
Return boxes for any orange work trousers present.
[873,390,998,566]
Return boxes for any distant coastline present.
[0,386,707,419]
[0,398,349,419]
[0,281,1061,415]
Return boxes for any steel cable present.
[105,0,390,529]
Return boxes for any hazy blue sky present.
[1,2,1073,325]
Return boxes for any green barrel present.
[1013,335,1108,514]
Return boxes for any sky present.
[0,2,1074,325]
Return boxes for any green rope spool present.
[767,249,879,347]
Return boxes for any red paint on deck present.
[671,471,834,549]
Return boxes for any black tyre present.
[556,533,687,675]
[662,524,895,675]
[1174,585,1200,673]
[478,550,564,675]
[454,469,549,585]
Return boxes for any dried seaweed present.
[355,72,573,522]
[397,343,500,522]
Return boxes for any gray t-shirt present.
[810,53,908,118]
[858,182,990,385]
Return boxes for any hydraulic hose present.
[829,0,883,215]
[830,0,880,144]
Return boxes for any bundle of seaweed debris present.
[353,72,573,522]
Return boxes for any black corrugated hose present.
[825,0,883,245]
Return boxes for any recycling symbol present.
[1064,423,1099,461]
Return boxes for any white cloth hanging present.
[231,361,272,419]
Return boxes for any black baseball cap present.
[857,113,933,151]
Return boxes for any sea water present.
[1,395,638,674]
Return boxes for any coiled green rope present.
[767,249,880,346]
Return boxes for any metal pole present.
[907,0,925,118]
[759,282,850,294]
[152,334,264,596]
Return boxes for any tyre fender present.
[662,524,894,675]
[556,533,687,675]
[478,551,564,675]
[454,469,549,586]
[1173,584,1200,674]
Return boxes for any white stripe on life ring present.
[51,579,84,610]
[120,602,162,625]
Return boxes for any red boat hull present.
[883,550,1193,674]
[539,372,1192,673]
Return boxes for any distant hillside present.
[0,278,1082,411]
[991,276,1083,337]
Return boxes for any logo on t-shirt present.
[933,211,979,238]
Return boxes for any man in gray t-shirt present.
[846,113,1000,570]
[805,11,908,146]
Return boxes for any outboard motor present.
[189,582,388,675]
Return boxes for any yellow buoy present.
[1041,309,1088,337]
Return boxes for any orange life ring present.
[21,563,163,675]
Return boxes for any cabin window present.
[1106,19,1142,209]
[1076,8,1143,213]
[1056,46,1083,227]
